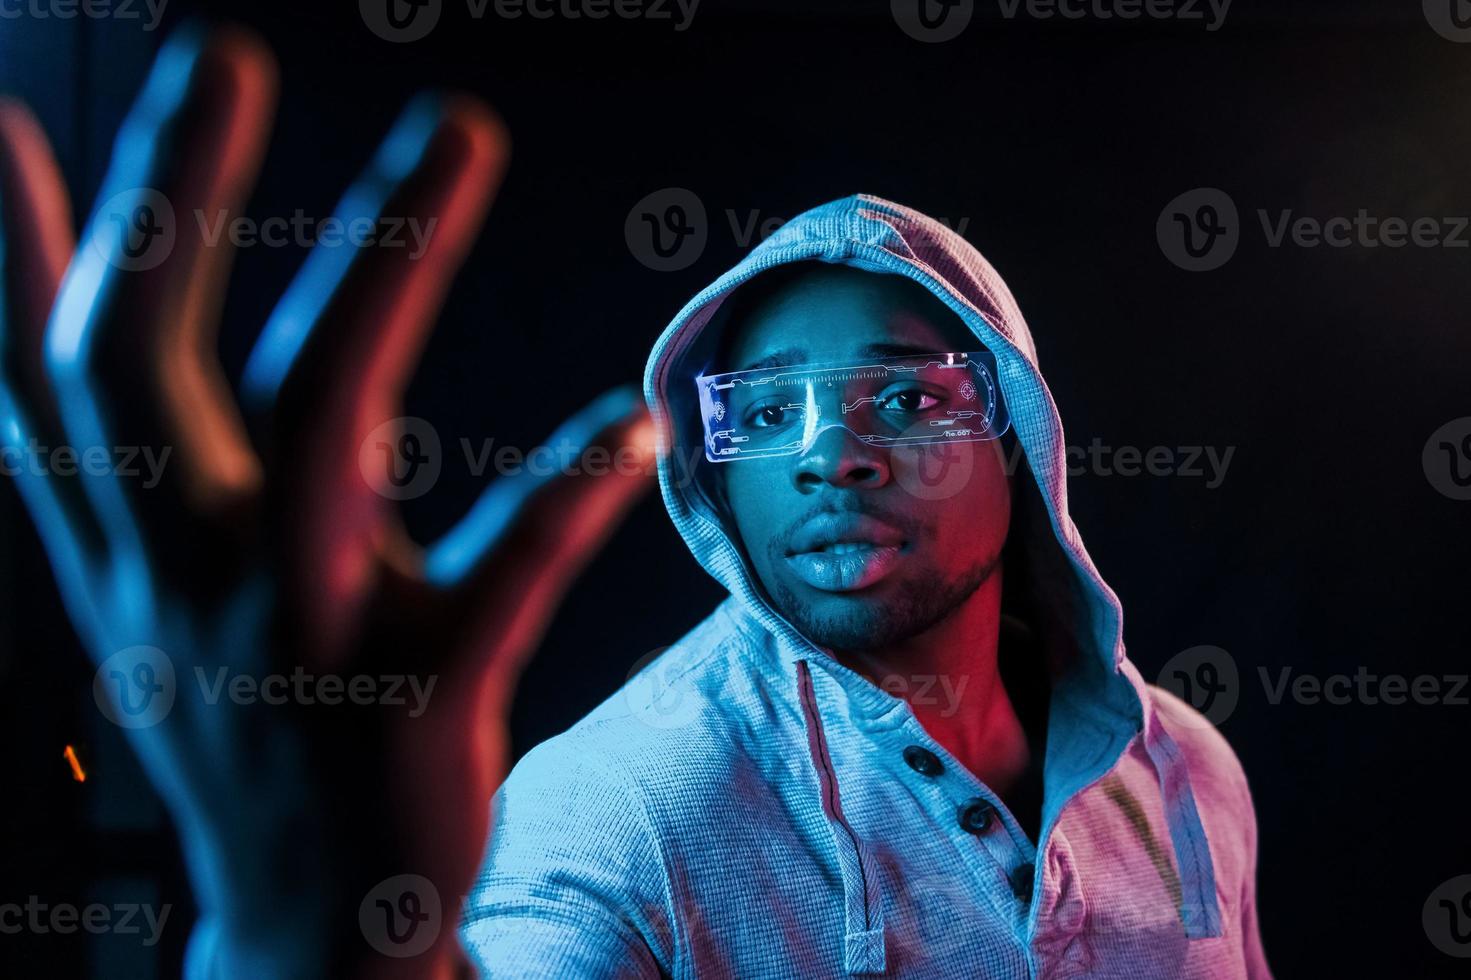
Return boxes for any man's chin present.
[765,560,997,655]
[772,576,934,653]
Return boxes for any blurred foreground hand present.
[0,24,654,979]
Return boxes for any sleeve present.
[1238,772,1271,980]
[1148,685,1272,978]
[458,736,672,979]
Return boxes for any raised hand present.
[0,24,653,979]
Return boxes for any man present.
[463,195,1270,977]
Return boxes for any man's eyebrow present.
[737,347,807,372]
[857,342,942,359]
[736,342,950,373]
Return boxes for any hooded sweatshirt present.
[460,194,1269,978]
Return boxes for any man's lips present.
[786,513,906,556]
[784,513,907,592]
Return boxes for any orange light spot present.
[63,744,86,783]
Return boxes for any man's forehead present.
[720,266,976,371]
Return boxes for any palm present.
[0,25,652,979]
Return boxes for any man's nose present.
[792,425,890,493]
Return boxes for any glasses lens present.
[699,352,1006,462]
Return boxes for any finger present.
[431,387,657,684]
[47,24,275,545]
[240,93,507,603]
[0,98,105,574]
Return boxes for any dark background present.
[3,0,1470,975]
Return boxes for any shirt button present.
[903,745,944,777]
[957,797,994,834]
[1010,864,1035,903]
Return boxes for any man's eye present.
[879,389,941,412]
[749,404,803,427]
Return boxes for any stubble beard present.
[763,546,1001,655]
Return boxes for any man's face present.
[716,265,1013,654]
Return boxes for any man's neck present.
[834,568,1033,800]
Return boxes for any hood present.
[642,195,1222,971]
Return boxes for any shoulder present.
[1144,684,1258,845]
[494,599,787,839]
[465,606,774,969]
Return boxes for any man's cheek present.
[893,441,982,503]
[724,472,787,566]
